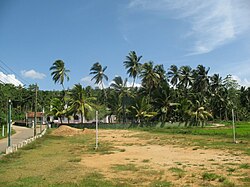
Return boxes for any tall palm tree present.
[50,60,70,90]
[110,76,131,123]
[154,64,167,82]
[131,96,157,126]
[210,74,222,92]
[193,65,210,93]
[189,100,213,127]
[152,83,179,123]
[90,62,108,98]
[167,65,179,87]
[178,65,193,90]
[49,97,66,124]
[140,61,160,96]
[68,84,96,124]
[123,51,142,87]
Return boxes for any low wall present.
[5,127,47,155]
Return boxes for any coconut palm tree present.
[50,60,70,90]
[68,84,96,124]
[178,65,193,90]
[90,62,108,99]
[192,65,210,94]
[151,83,179,123]
[123,51,142,87]
[189,100,213,127]
[49,97,66,124]
[130,96,157,126]
[110,76,131,123]
[167,65,179,87]
[140,61,160,97]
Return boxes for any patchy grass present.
[0,132,123,187]
[202,172,220,181]
[149,180,172,187]
[169,167,185,178]
[239,163,250,169]
[68,158,81,162]
[112,163,139,172]
[136,121,250,156]
[0,127,249,187]
[142,159,150,163]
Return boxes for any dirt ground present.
[81,129,249,186]
[52,127,249,186]
[51,125,95,136]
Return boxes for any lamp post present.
[95,111,98,150]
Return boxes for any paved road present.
[0,125,44,153]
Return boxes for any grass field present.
[0,122,249,186]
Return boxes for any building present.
[26,112,45,126]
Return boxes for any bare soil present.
[51,125,94,136]
[81,130,250,186]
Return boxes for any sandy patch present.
[80,129,250,186]
[51,125,94,136]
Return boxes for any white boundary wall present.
[5,127,47,154]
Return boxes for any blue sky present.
[0,0,250,90]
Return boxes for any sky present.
[0,0,250,90]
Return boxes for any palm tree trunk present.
[102,82,107,100]
[59,117,63,124]
[132,78,135,88]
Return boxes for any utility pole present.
[41,107,44,132]
[7,99,12,147]
[95,111,98,150]
[34,84,38,136]
[232,109,236,143]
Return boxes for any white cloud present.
[129,0,250,55]
[21,69,46,79]
[109,77,141,88]
[127,81,141,88]
[81,76,94,86]
[0,72,23,86]
[231,75,250,87]
[81,76,108,89]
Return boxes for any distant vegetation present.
[0,51,250,127]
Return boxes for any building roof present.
[27,112,44,118]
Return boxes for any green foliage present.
[2,52,250,129]
[168,167,185,178]
[202,172,220,181]
[150,181,172,187]
[239,163,250,169]
[112,164,139,172]
[50,59,70,89]
[0,151,22,164]
[68,158,81,162]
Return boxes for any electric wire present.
[0,59,31,86]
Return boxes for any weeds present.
[112,163,139,172]
[68,158,81,162]
[169,167,185,178]
[239,163,249,169]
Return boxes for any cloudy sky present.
[0,0,250,90]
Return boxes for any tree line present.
[0,51,250,126]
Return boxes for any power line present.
[0,59,31,85]
[0,65,25,86]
